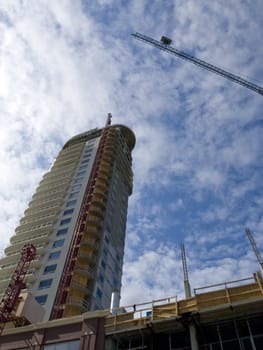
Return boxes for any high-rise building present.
[0,121,136,321]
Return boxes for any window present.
[53,239,65,248]
[71,184,81,192]
[103,247,108,256]
[78,165,87,171]
[56,228,68,236]
[63,208,74,216]
[44,264,57,274]
[81,159,89,164]
[76,170,85,177]
[74,177,83,184]
[66,199,77,207]
[96,287,102,299]
[69,192,78,199]
[60,218,71,225]
[99,274,104,284]
[39,279,52,289]
[48,251,61,260]
[113,278,118,288]
[35,295,48,305]
[43,340,80,350]
[101,260,106,269]
[114,264,119,273]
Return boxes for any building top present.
[63,124,136,151]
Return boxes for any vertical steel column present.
[216,324,224,350]
[246,320,256,350]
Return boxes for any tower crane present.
[0,244,36,335]
[132,33,263,96]
[181,244,191,298]
[246,228,263,272]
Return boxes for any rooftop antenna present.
[181,244,191,298]
[106,113,112,127]
[246,228,263,272]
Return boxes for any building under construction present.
[0,271,262,349]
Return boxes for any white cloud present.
[194,168,224,189]
[122,244,183,305]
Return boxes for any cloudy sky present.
[0,0,262,307]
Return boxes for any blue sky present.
[0,0,262,306]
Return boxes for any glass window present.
[43,340,80,350]
[48,251,61,260]
[101,260,106,269]
[99,274,104,284]
[103,247,108,256]
[96,287,102,299]
[113,278,118,288]
[56,228,68,236]
[66,199,77,207]
[35,295,48,305]
[74,177,83,184]
[63,208,74,216]
[44,264,57,274]
[71,184,81,192]
[81,159,89,164]
[53,239,65,248]
[39,279,52,289]
[76,170,85,177]
[78,165,87,171]
[60,218,71,225]
[69,192,78,199]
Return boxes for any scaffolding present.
[105,273,263,349]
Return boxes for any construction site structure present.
[0,244,42,335]
[132,32,263,96]
[180,244,198,350]
[181,243,191,298]
[246,227,263,272]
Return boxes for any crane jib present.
[132,33,263,96]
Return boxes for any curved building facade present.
[0,124,135,321]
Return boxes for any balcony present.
[39,173,73,189]
[81,237,99,251]
[20,211,59,227]
[0,253,20,266]
[73,269,94,282]
[16,217,57,234]
[32,187,67,201]
[84,227,101,240]
[96,174,110,187]
[91,196,106,210]
[77,249,95,262]
[24,204,61,218]
[88,206,104,220]
[66,296,90,313]
[5,236,49,255]
[11,229,51,245]
[15,222,54,236]
[70,279,93,294]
